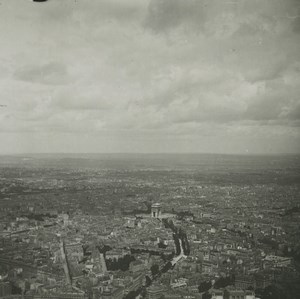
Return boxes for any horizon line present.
[0,152,299,157]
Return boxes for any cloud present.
[144,0,205,32]
[0,0,299,154]
[14,62,70,85]
[245,96,292,122]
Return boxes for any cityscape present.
[1,0,300,298]
[0,154,299,299]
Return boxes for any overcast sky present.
[0,0,299,154]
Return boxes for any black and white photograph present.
[0,0,299,298]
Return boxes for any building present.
[151,203,162,218]
[129,260,145,273]
[0,281,12,297]
[263,255,292,268]
[99,286,124,299]
[170,278,187,290]
[125,272,144,294]
[90,248,107,274]
[245,290,255,299]
[224,288,255,299]
[32,292,87,299]
[224,289,246,299]
[254,274,272,289]
[234,275,255,290]
[211,289,224,299]
[146,283,165,299]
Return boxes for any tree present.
[198,281,212,293]
[214,276,233,289]
[145,275,152,287]
[106,254,135,271]
[261,285,283,299]
[202,291,212,299]
[151,264,159,277]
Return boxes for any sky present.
[0,0,299,154]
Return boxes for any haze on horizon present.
[0,0,299,155]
